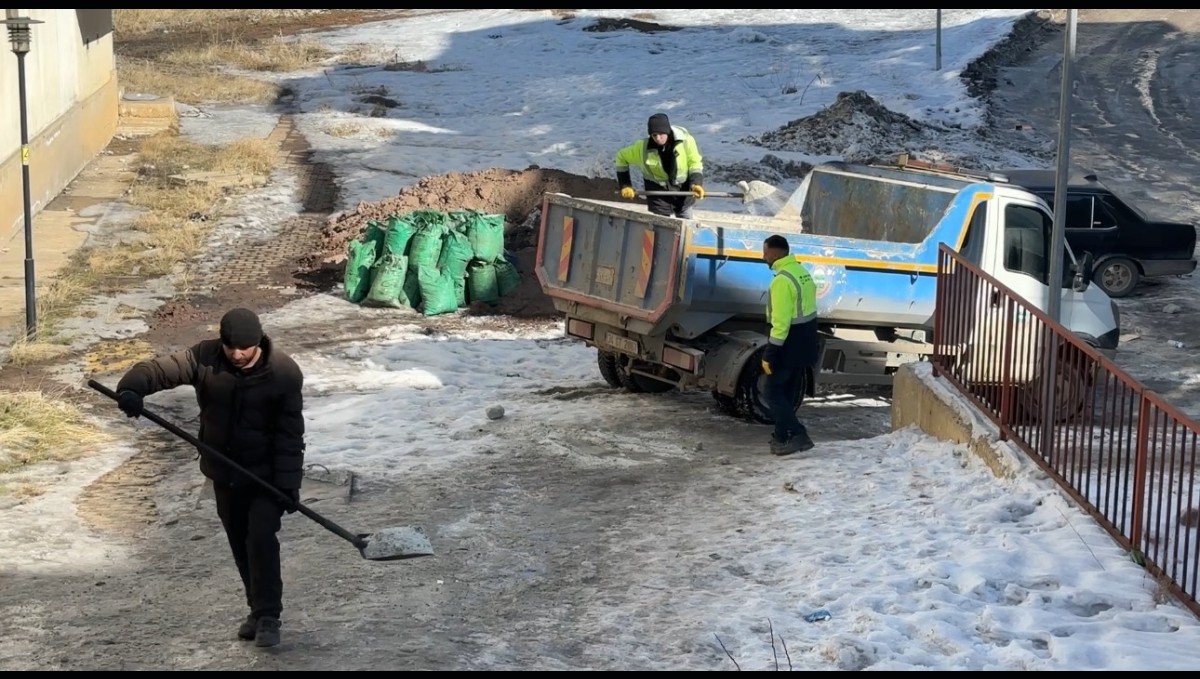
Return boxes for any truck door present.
[985,194,1098,421]
[979,195,1061,389]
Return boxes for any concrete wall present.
[0,9,117,240]
[890,361,1033,480]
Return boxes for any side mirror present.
[1072,251,1095,292]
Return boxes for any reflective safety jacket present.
[764,257,818,367]
[614,125,703,187]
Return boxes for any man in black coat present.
[115,307,305,648]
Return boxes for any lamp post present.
[2,10,43,339]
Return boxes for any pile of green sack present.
[343,209,522,316]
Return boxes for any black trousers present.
[766,363,808,444]
[213,484,285,620]
[644,179,695,218]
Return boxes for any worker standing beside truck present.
[761,235,819,456]
[615,112,705,218]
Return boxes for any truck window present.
[1003,204,1050,284]
[957,201,986,264]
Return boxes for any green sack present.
[401,265,422,309]
[466,260,500,304]
[365,254,410,308]
[364,220,387,257]
[408,221,448,272]
[418,266,459,317]
[383,215,417,257]
[408,209,450,232]
[494,258,521,297]
[438,229,473,280]
[344,238,377,304]
[454,277,467,308]
[462,211,506,263]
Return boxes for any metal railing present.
[932,243,1200,617]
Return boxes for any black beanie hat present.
[648,113,671,135]
[219,307,263,348]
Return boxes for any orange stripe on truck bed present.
[635,228,655,298]
[557,216,575,283]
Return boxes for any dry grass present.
[117,59,280,106]
[113,10,335,105]
[137,135,277,182]
[0,482,44,499]
[5,338,72,367]
[166,36,331,73]
[0,389,113,474]
[114,9,325,37]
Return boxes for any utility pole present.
[1047,9,1078,324]
[935,10,943,71]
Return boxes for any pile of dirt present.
[298,166,621,318]
[741,88,1053,171]
[740,90,941,163]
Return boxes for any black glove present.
[116,390,143,418]
[279,488,300,513]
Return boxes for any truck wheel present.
[1019,357,1090,424]
[1095,257,1140,298]
[596,350,623,388]
[733,351,806,425]
[711,390,739,416]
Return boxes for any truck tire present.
[711,390,739,416]
[1018,355,1091,424]
[1095,257,1140,298]
[596,350,623,388]
[733,350,806,425]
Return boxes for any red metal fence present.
[932,243,1200,617]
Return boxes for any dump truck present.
[534,159,1121,422]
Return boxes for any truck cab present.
[1000,169,1197,298]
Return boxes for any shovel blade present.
[357,527,434,561]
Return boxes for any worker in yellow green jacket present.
[615,113,705,218]
[761,234,819,456]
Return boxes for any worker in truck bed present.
[761,235,819,456]
[615,112,705,218]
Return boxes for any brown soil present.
[297,166,623,319]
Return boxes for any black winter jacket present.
[116,336,306,490]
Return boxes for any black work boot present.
[255,617,281,648]
[774,434,815,456]
[237,614,258,641]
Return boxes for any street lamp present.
[2,9,43,339]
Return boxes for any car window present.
[1100,194,1147,223]
[1064,194,1095,229]
[1091,198,1119,229]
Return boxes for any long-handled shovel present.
[88,379,433,561]
[637,190,745,198]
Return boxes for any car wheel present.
[1095,257,1140,298]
